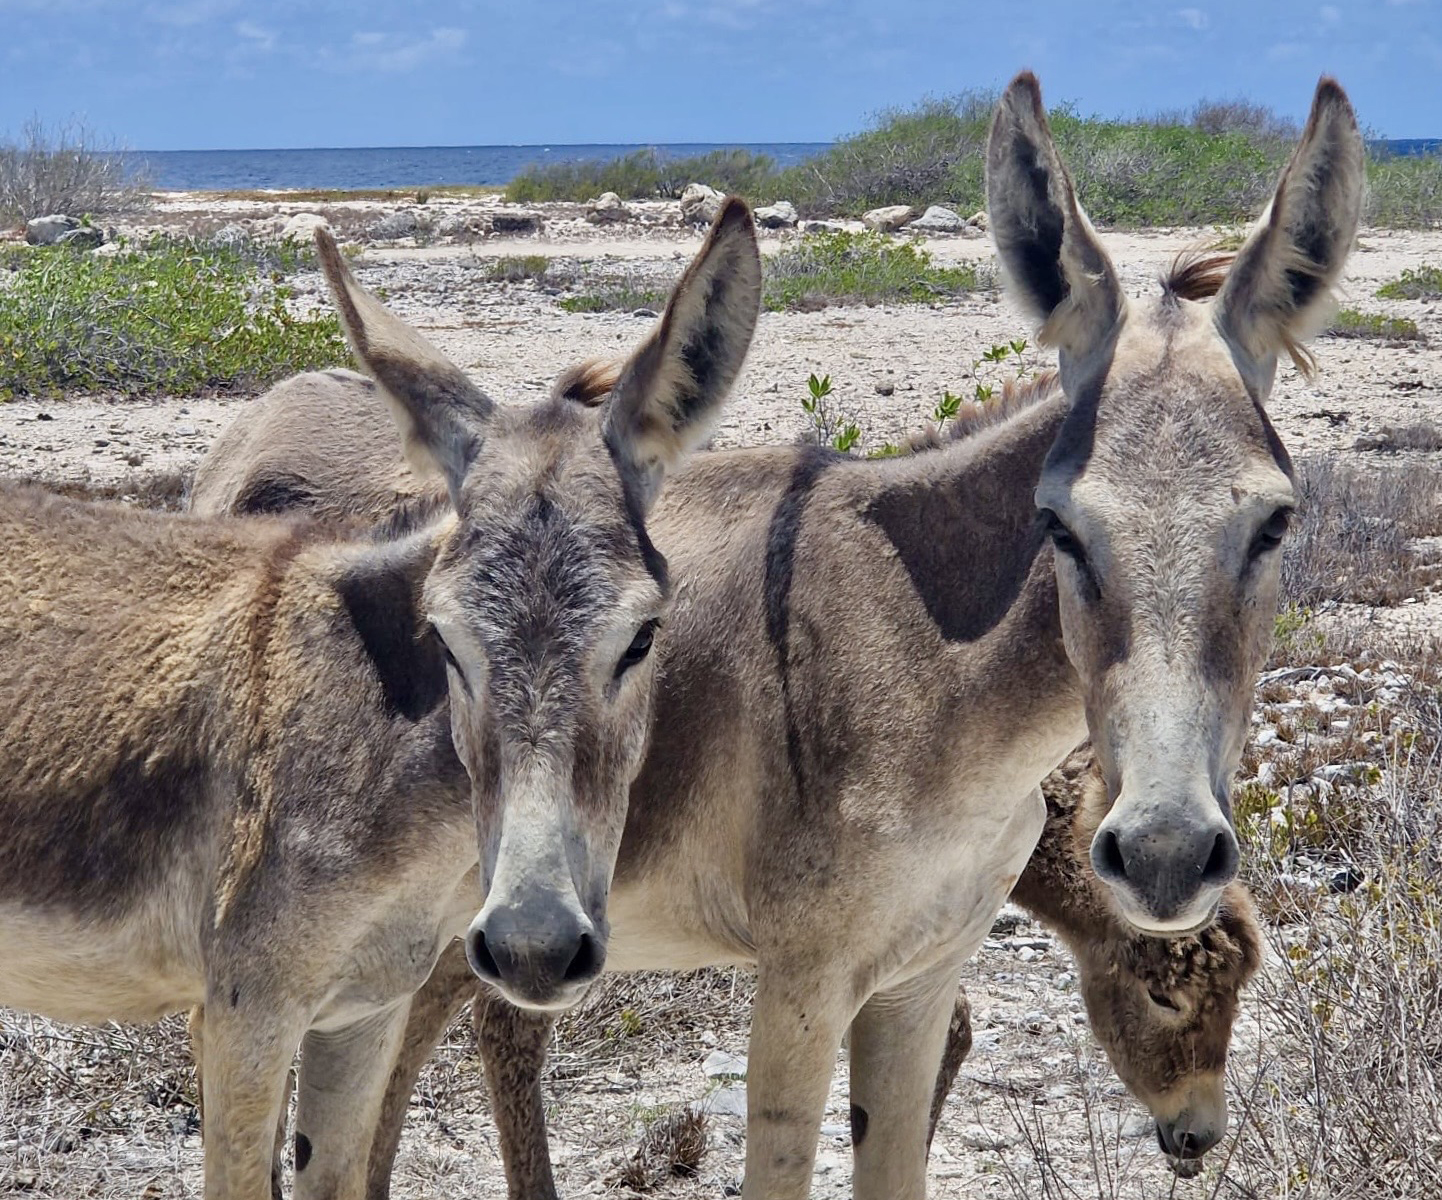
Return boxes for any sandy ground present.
[2,196,1441,1198]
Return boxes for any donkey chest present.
[309,864,480,1032]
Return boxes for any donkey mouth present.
[1115,896,1221,940]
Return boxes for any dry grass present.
[1280,456,1442,608]
[1222,638,1442,1198]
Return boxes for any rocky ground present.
[2,193,1441,1198]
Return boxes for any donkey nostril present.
[563,932,602,983]
[1094,828,1127,882]
[468,929,501,981]
[1201,830,1238,884]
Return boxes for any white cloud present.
[1320,4,1341,23]
[234,20,275,52]
[320,27,468,73]
[1176,7,1209,30]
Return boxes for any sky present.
[2,0,1439,149]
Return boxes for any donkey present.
[929,748,1263,1172]
[0,202,760,1200]
[190,73,1362,1198]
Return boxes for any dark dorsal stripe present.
[763,445,837,803]
[232,473,317,516]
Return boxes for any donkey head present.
[987,74,1363,934]
[316,202,761,1010]
[1078,884,1262,1167]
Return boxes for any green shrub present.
[1328,309,1423,341]
[507,148,778,204]
[763,230,985,311]
[504,93,1442,228]
[558,281,667,313]
[0,237,346,398]
[485,254,551,282]
[1376,264,1442,300]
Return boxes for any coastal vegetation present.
[0,236,345,398]
[507,91,1442,228]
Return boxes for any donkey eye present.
[430,624,462,673]
[1147,989,1181,1013]
[1040,509,1085,562]
[1248,507,1293,560]
[616,619,660,678]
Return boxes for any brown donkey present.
[0,203,760,1200]
[929,749,1263,1172]
[191,74,1360,1198]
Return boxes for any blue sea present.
[126,143,832,192]
[123,137,1438,192]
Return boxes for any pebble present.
[703,1049,748,1078]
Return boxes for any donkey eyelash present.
[1247,506,1294,560]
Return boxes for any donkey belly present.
[0,889,205,1025]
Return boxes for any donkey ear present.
[602,197,762,509]
[986,72,1124,365]
[1214,78,1364,392]
[315,229,494,498]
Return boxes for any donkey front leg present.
[473,983,560,1200]
[365,941,476,1200]
[363,940,558,1200]
[742,964,857,1200]
[292,1005,411,1200]
[198,997,310,1200]
[849,961,967,1200]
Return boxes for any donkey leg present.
[927,987,973,1152]
[848,960,965,1200]
[292,1004,411,1200]
[740,965,856,1200]
[473,983,560,1200]
[365,940,476,1200]
[198,999,308,1200]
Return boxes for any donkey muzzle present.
[1090,795,1239,934]
[466,901,605,1010]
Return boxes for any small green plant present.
[799,372,860,452]
[414,188,431,205]
[1328,309,1423,341]
[558,282,667,314]
[1376,265,1442,301]
[485,254,551,283]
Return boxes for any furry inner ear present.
[333,539,447,723]
[603,197,762,508]
[985,72,1124,367]
[1214,77,1365,393]
[314,229,494,499]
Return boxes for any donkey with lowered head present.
[0,202,760,1200]
[193,74,1361,1198]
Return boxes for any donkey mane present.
[1164,249,1315,377]
[1161,251,1233,303]
[898,370,1064,456]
